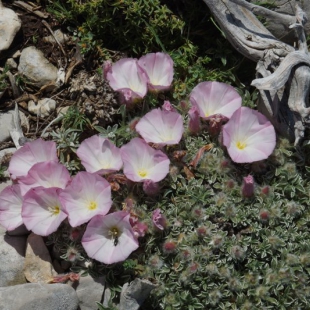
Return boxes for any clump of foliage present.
[46,0,254,101]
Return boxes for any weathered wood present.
[202,0,310,145]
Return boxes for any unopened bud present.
[242,175,255,198]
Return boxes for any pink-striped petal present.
[190,81,242,119]
[8,139,58,179]
[59,171,112,227]
[22,187,67,236]
[0,184,23,231]
[82,211,139,264]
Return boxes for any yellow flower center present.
[88,201,98,210]
[50,205,60,216]
[236,141,246,150]
[138,169,148,178]
[109,227,121,246]
[109,227,120,238]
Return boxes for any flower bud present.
[102,60,112,80]
[143,180,160,197]
[207,114,228,136]
[162,240,177,254]
[162,100,176,112]
[188,106,200,135]
[152,208,167,230]
[242,175,255,198]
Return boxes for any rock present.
[0,230,27,287]
[28,98,57,117]
[0,4,21,52]
[119,278,157,310]
[43,29,69,44]
[0,148,16,163]
[249,0,310,44]
[18,46,58,87]
[0,283,79,310]
[0,110,28,143]
[5,58,17,70]
[74,275,105,310]
[57,106,70,118]
[24,233,57,283]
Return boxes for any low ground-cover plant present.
[1,52,310,310]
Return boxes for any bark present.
[202,0,310,144]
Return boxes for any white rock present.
[0,231,27,287]
[0,5,21,52]
[43,29,69,44]
[28,98,56,117]
[0,110,28,143]
[0,283,79,310]
[18,46,58,87]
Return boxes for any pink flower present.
[120,138,170,182]
[189,81,242,119]
[22,187,67,236]
[138,52,173,91]
[81,211,139,264]
[152,208,167,230]
[8,138,58,179]
[222,107,276,163]
[77,135,123,174]
[18,161,70,196]
[106,58,148,104]
[59,172,112,227]
[0,185,23,231]
[162,100,176,112]
[135,108,184,145]
[242,175,255,198]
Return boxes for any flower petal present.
[138,52,174,91]
[223,107,276,163]
[22,187,67,236]
[190,81,242,119]
[59,172,112,227]
[8,139,58,179]
[77,135,123,174]
[120,138,170,182]
[0,184,23,231]
[82,212,139,264]
[135,108,184,145]
[18,161,70,196]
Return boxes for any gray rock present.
[18,46,58,87]
[0,230,27,287]
[119,278,157,310]
[74,275,105,310]
[24,233,57,283]
[28,98,57,117]
[249,0,310,44]
[43,29,69,44]
[0,283,79,310]
[5,58,17,70]
[0,5,21,52]
[0,110,28,143]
